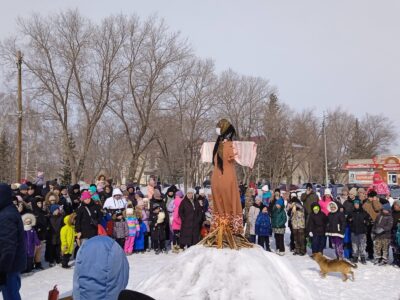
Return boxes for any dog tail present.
[344,259,358,269]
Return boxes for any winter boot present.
[155,249,161,255]
[378,259,388,266]
[373,258,382,265]
[360,257,367,265]
[34,262,44,270]
[351,257,358,264]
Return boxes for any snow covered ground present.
[5,236,400,300]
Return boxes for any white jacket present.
[103,188,127,210]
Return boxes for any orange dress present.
[211,141,243,234]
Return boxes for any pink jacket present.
[319,196,332,216]
[172,197,183,230]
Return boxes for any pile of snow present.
[135,245,317,300]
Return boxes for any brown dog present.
[311,252,357,282]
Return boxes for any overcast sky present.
[1,0,399,152]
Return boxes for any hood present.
[64,213,76,226]
[0,183,12,210]
[327,201,338,213]
[22,213,37,227]
[73,236,129,300]
[112,188,123,197]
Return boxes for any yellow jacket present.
[60,214,76,255]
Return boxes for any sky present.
[1,0,399,152]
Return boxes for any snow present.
[6,235,400,300]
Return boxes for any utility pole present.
[16,50,23,183]
[323,112,329,187]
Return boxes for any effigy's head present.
[216,119,236,140]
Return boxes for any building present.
[344,155,400,185]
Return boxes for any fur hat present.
[153,189,162,200]
[187,188,196,194]
[357,187,366,194]
[126,208,134,216]
[22,213,37,226]
[81,191,92,201]
[328,201,338,213]
[349,188,358,196]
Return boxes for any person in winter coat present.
[150,189,170,242]
[255,206,272,251]
[248,196,263,243]
[307,202,328,254]
[363,190,383,260]
[301,183,319,217]
[59,186,73,215]
[150,204,167,254]
[100,185,113,207]
[70,184,81,211]
[103,188,127,213]
[368,172,390,198]
[372,203,394,265]
[271,198,287,255]
[113,211,129,250]
[46,204,63,267]
[391,200,400,267]
[0,184,26,300]
[347,200,370,264]
[178,189,204,249]
[288,195,306,255]
[75,191,102,244]
[171,190,184,253]
[21,213,40,273]
[134,218,147,253]
[261,185,272,207]
[60,213,76,268]
[31,196,48,270]
[73,236,129,300]
[319,189,333,216]
[326,201,346,259]
[124,208,140,255]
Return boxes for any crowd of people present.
[1,171,400,299]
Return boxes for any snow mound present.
[135,245,317,300]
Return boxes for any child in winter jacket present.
[46,204,63,267]
[150,204,167,254]
[60,213,76,268]
[261,185,272,207]
[255,206,272,251]
[248,196,262,243]
[372,203,394,265]
[134,218,147,253]
[22,213,41,273]
[271,198,287,255]
[326,201,346,259]
[307,203,328,254]
[347,200,370,264]
[288,197,306,255]
[171,191,184,253]
[113,211,129,250]
[124,208,140,255]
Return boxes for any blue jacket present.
[134,222,147,251]
[73,236,129,300]
[255,213,272,237]
[0,184,26,273]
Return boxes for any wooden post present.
[16,50,23,183]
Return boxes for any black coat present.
[343,198,355,216]
[59,195,73,215]
[48,215,63,245]
[392,209,400,231]
[0,184,26,274]
[150,198,170,239]
[33,207,49,241]
[150,212,167,241]
[307,203,328,236]
[178,197,204,246]
[75,200,102,239]
[70,191,81,211]
[326,211,346,238]
[347,208,369,235]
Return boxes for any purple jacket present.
[24,228,40,257]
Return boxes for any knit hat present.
[126,208,134,216]
[187,188,196,194]
[19,183,28,191]
[349,188,358,197]
[176,191,184,198]
[324,188,332,196]
[262,185,269,192]
[81,191,92,201]
[153,189,162,200]
[306,183,313,189]
[275,199,284,207]
[152,203,161,211]
[50,204,60,215]
[89,186,97,194]
[353,199,361,206]
[382,203,391,211]
[368,190,377,198]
